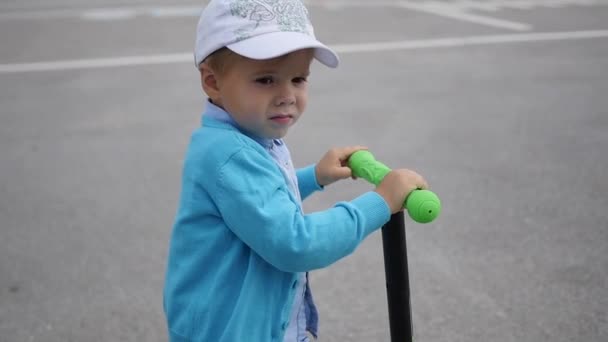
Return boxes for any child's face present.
[212,49,314,139]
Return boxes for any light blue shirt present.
[204,101,312,341]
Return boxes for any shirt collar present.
[203,100,282,149]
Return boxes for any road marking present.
[81,8,138,21]
[453,0,604,11]
[333,29,608,53]
[0,53,193,73]
[0,8,84,20]
[1,30,608,73]
[148,7,201,18]
[0,0,606,21]
[398,2,533,31]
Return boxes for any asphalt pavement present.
[1,1,607,341]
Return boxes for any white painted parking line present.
[1,30,608,74]
[81,8,138,21]
[459,0,604,11]
[399,2,533,31]
[333,29,608,53]
[0,8,84,20]
[0,53,192,73]
[80,7,203,21]
[148,7,202,18]
[0,0,606,21]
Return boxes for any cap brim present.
[226,31,339,68]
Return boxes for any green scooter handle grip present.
[348,150,441,223]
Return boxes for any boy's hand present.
[375,169,429,214]
[315,146,368,187]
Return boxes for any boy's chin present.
[263,129,289,140]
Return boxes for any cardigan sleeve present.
[296,164,323,200]
[211,147,391,273]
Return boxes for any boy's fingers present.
[418,177,429,190]
[338,146,368,160]
[336,166,354,179]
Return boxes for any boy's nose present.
[274,86,296,106]
[275,96,296,106]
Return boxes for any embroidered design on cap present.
[229,0,311,41]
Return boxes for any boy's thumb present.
[337,166,353,179]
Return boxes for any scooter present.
[349,150,441,342]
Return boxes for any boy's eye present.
[293,77,308,84]
[255,76,274,85]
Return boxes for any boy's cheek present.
[298,95,308,111]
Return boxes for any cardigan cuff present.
[350,191,392,232]
[296,165,324,199]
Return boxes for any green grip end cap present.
[349,150,442,223]
[406,190,441,223]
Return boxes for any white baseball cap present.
[194,0,339,68]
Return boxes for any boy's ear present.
[199,62,220,100]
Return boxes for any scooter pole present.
[382,212,413,341]
[348,150,441,342]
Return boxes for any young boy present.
[163,1,428,341]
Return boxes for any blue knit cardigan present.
[164,115,391,342]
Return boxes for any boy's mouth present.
[269,114,293,124]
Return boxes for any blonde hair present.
[202,47,242,75]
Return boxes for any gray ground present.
[1,0,607,341]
